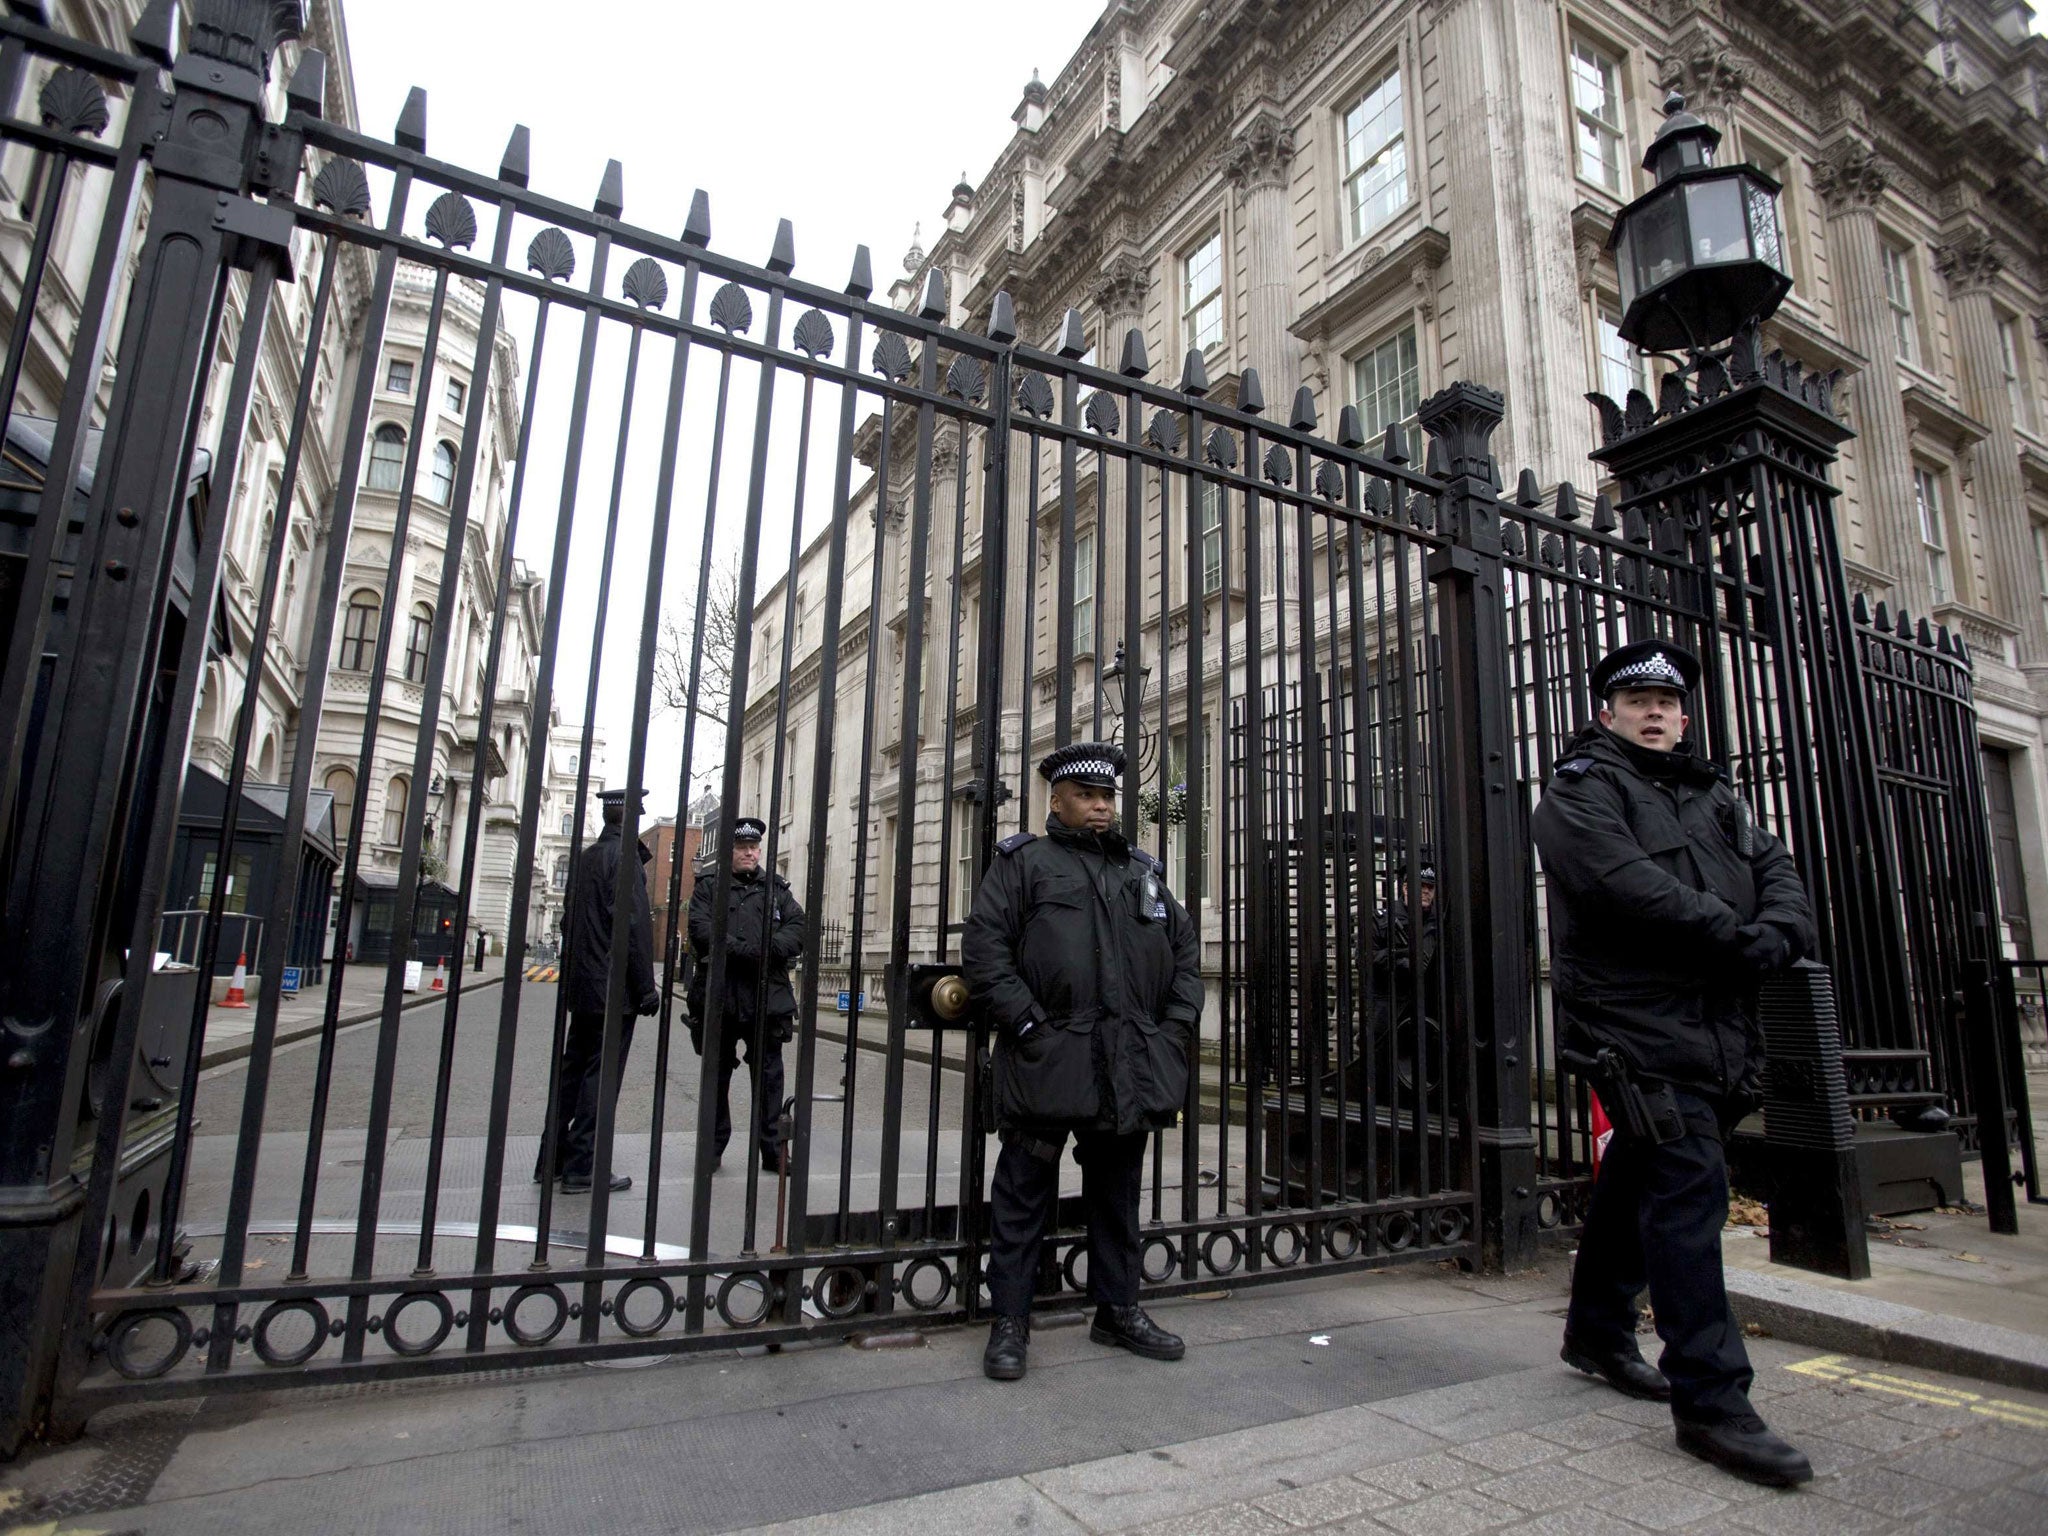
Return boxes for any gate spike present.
[677,189,711,249]
[129,0,175,66]
[987,291,1017,344]
[1290,384,1317,432]
[918,267,947,321]
[394,87,427,152]
[1873,600,1891,632]
[1936,625,1954,655]
[1895,609,1913,640]
[1179,346,1209,396]
[1336,404,1365,449]
[1555,481,1581,522]
[287,50,327,118]
[1238,367,1265,415]
[845,243,873,297]
[1591,493,1617,533]
[1515,468,1541,507]
[1056,308,1088,359]
[1852,591,1871,625]
[767,218,795,275]
[1380,420,1408,465]
[1916,617,1936,647]
[498,125,531,188]
[1425,439,1445,477]
[595,158,624,219]
[1119,326,1150,378]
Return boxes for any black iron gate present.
[0,4,2027,1436]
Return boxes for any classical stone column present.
[1093,253,1152,676]
[1813,141,1921,604]
[1226,109,1299,392]
[1937,227,2042,661]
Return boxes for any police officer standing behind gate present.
[962,742,1205,1381]
[687,816,805,1173]
[1531,640,1817,1487]
[544,786,659,1193]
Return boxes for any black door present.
[1982,747,2035,958]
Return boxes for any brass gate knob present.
[931,974,971,1021]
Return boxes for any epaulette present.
[1554,758,1595,779]
[996,832,1037,856]
[1129,847,1163,873]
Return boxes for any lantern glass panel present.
[1685,177,1750,264]
[1745,177,1785,273]
[1616,220,1638,309]
[1632,186,1688,292]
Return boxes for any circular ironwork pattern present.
[1060,1243,1089,1295]
[1433,1207,1469,1245]
[900,1256,953,1312]
[612,1277,675,1338]
[1141,1236,1179,1284]
[1323,1217,1364,1260]
[252,1298,329,1368]
[1201,1228,1244,1277]
[1264,1222,1306,1268]
[503,1283,569,1346]
[106,1307,192,1380]
[715,1271,774,1329]
[1380,1211,1418,1252]
[382,1291,454,1358]
[812,1265,868,1321]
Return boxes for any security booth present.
[167,766,339,988]
[347,868,460,965]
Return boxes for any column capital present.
[1934,227,2003,297]
[1225,109,1295,195]
[1091,250,1152,318]
[1656,37,1748,124]
[1813,140,1889,213]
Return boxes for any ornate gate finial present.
[187,1,306,80]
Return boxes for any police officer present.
[1369,860,1442,1111]
[962,741,1204,1381]
[1531,639,1816,1487]
[545,786,659,1193]
[687,816,805,1173]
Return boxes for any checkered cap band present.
[1606,651,1686,691]
[1050,758,1119,783]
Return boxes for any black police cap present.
[1037,740,1125,787]
[596,787,647,813]
[1592,639,1700,700]
[731,816,767,843]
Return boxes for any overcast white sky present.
[337,0,1108,820]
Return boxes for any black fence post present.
[1419,382,1537,1271]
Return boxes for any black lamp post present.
[1609,93,1790,356]
[1101,638,1156,774]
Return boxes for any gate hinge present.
[1426,546,1479,581]
[248,122,306,201]
[213,195,297,280]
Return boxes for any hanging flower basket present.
[1138,782,1192,826]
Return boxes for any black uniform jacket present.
[961,816,1205,1136]
[563,824,658,1017]
[686,867,806,1047]
[1370,900,1440,1020]
[1530,723,1816,1096]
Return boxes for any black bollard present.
[1758,961,1870,1279]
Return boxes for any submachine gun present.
[1559,1044,1686,1146]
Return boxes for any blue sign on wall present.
[280,966,302,995]
[836,990,867,1012]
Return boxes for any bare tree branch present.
[653,554,741,781]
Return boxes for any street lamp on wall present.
[1102,638,1157,776]
[1609,93,1791,356]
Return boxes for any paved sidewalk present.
[196,954,509,1070]
[4,1259,2045,1536]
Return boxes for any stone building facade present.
[747,0,2048,976]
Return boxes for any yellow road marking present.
[1784,1352,2048,1430]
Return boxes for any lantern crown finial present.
[1645,91,1721,180]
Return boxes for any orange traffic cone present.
[222,952,250,1008]
[430,956,447,992]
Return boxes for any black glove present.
[1736,923,1793,975]
[636,991,660,1017]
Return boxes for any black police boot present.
[983,1314,1029,1381]
[761,1148,783,1175]
[559,1172,631,1193]
[1674,1414,1813,1487]
[1090,1304,1185,1361]
[1560,1335,1672,1402]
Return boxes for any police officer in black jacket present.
[544,786,659,1193]
[1531,640,1817,1487]
[962,741,1205,1381]
[686,816,805,1173]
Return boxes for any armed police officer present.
[962,741,1204,1382]
[544,786,659,1194]
[1369,860,1442,1108]
[687,816,805,1173]
[1531,640,1816,1487]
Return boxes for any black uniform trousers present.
[985,1127,1147,1317]
[546,1010,636,1181]
[1566,1087,1753,1423]
[712,1022,788,1159]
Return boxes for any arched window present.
[405,602,434,684]
[553,854,570,890]
[367,424,406,492]
[325,767,356,842]
[339,589,380,670]
[430,441,457,503]
[382,774,409,846]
